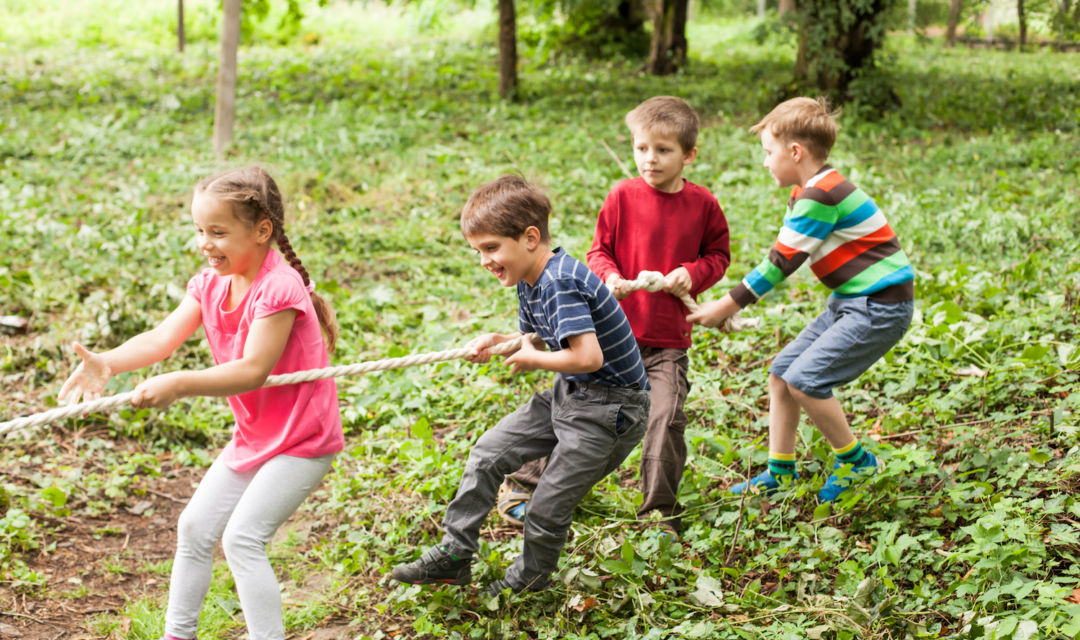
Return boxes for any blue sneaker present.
[730,469,798,496]
[818,452,879,502]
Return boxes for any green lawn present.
[1,1,1079,638]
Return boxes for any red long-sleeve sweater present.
[587,177,731,349]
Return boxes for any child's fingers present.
[72,342,95,363]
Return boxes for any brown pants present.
[507,346,690,528]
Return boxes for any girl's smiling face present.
[191,192,272,282]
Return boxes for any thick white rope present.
[1,278,759,436]
[0,335,528,436]
[617,271,759,332]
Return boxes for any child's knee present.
[768,373,791,395]
[176,506,219,552]
[221,524,267,562]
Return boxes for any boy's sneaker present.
[391,545,471,585]
[496,483,530,527]
[818,452,880,503]
[729,469,798,496]
[484,574,552,597]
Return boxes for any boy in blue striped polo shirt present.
[392,174,651,595]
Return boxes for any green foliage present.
[1,1,1079,638]
[789,0,904,110]
[518,0,650,61]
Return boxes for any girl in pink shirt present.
[58,166,343,640]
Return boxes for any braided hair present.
[195,166,339,352]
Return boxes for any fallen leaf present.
[954,365,987,378]
[571,595,600,612]
[1067,588,1080,604]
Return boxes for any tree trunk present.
[497,0,517,99]
[672,0,687,67]
[757,0,766,19]
[177,0,185,52]
[795,0,898,105]
[1017,0,1027,48]
[645,0,688,75]
[779,0,796,16]
[213,0,241,156]
[945,0,962,45]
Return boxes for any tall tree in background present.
[645,0,688,75]
[213,0,242,155]
[498,0,518,98]
[793,0,900,107]
[178,0,185,52]
[945,0,963,44]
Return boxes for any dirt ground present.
[0,458,196,639]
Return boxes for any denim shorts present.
[770,294,914,399]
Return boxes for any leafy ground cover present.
[1,1,1079,638]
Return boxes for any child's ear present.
[683,146,699,166]
[523,226,542,250]
[256,218,274,244]
[789,140,806,162]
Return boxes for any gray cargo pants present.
[509,347,689,528]
[441,375,649,587]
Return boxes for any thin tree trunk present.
[672,0,688,67]
[779,0,795,16]
[908,0,916,33]
[645,0,687,75]
[757,0,766,18]
[177,0,185,52]
[1017,0,1027,48]
[945,0,962,45]
[497,0,517,99]
[213,0,241,156]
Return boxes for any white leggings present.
[164,452,335,640]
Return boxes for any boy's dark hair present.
[750,96,841,161]
[460,175,551,243]
[625,96,700,153]
[196,166,339,351]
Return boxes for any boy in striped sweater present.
[687,97,914,503]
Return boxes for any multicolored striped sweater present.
[730,166,914,308]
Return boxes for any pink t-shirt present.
[186,248,343,471]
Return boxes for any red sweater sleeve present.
[681,196,731,297]
[586,187,623,282]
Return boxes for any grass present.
[1,1,1079,638]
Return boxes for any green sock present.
[440,545,463,561]
[768,452,797,477]
[834,439,867,466]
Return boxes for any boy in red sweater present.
[498,96,730,536]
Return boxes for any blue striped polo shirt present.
[517,248,650,390]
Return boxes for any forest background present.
[1,0,1078,638]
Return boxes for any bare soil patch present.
[1,458,198,639]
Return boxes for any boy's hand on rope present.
[504,336,541,374]
[58,343,112,406]
[663,266,692,298]
[131,372,183,409]
[687,295,740,330]
[605,273,632,300]
[464,333,506,364]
